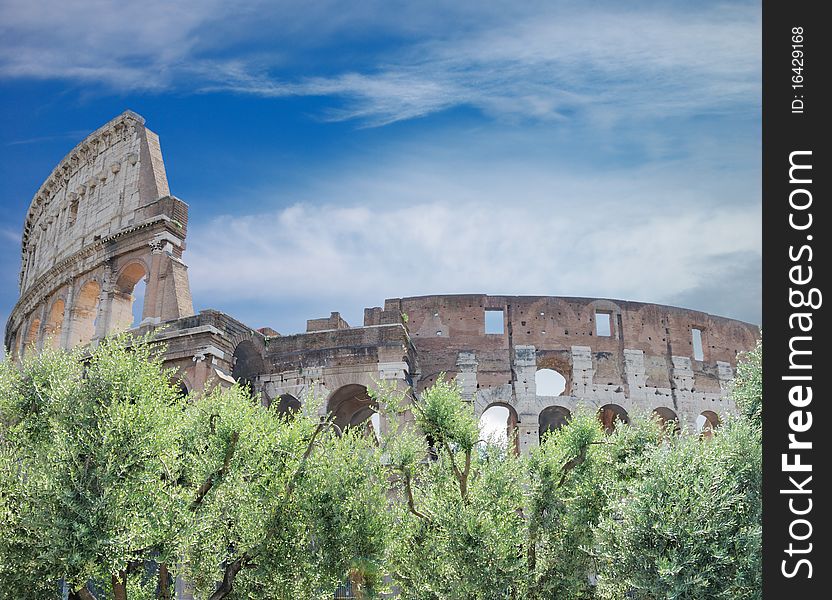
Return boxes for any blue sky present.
[0,0,761,344]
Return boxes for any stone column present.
[377,359,411,436]
[624,349,647,401]
[59,281,76,349]
[34,302,47,351]
[93,268,112,339]
[143,240,166,321]
[513,345,539,455]
[571,346,594,398]
[455,351,478,406]
[717,361,734,395]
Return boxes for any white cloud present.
[0,1,760,125]
[186,150,761,330]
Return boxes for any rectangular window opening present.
[485,309,504,335]
[595,312,612,337]
[692,328,704,361]
[68,200,79,227]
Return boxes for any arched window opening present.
[598,404,629,434]
[111,262,148,333]
[535,368,566,396]
[327,384,379,441]
[275,394,302,420]
[24,316,41,356]
[479,403,519,455]
[131,278,147,326]
[652,407,680,435]
[696,411,721,439]
[539,405,571,442]
[176,381,190,399]
[43,299,65,349]
[232,340,263,400]
[69,280,101,347]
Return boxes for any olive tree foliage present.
[0,335,394,600]
[526,413,663,600]
[732,337,762,428]
[383,378,527,600]
[181,386,393,600]
[1,336,764,600]
[378,379,663,600]
[0,335,189,600]
[593,341,763,600]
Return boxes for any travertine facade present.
[5,111,193,359]
[5,112,760,452]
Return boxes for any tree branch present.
[460,449,471,500]
[439,439,471,500]
[75,587,98,600]
[112,570,127,600]
[558,444,588,487]
[439,439,465,494]
[403,472,429,520]
[286,420,334,498]
[192,431,239,509]
[207,554,248,600]
[157,562,171,600]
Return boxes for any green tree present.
[527,413,604,599]
[180,386,392,599]
[732,337,762,428]
[385,378,528,599]
[0,335,189,600]
[1,335,394,600]
[594,342,763,599]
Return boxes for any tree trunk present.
[157,562,171,600]
[112,570,127,600]
[207,555,247,600]
[73,587,98,600]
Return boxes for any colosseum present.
[4,111,760,451]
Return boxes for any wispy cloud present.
[5,130,90,146]
[0,1,760,126]
[0,228,22,244]
[0,1,761,339]
[212,6,761,126]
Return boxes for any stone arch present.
[231,339,265,398]
[697,410,721,438]
[539,405,571,442]
[536,354,572,395]
[402,355,414,386]
[42,298,66,349]
[652,407,680,435]
[598,404,629,434]
[24,315,41,355]
[174,379,190,398]
[274,393,302,419]
[535,368,566,396]
[68,279,101,347]
[326,384,378,438]
[479,402,519,455]
[6,330,18,360]
[111,260,149,333]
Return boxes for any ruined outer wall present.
[5,111,194,358]
[214,293,757,453]
[371,294,758,451]
[144,310,415,439]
